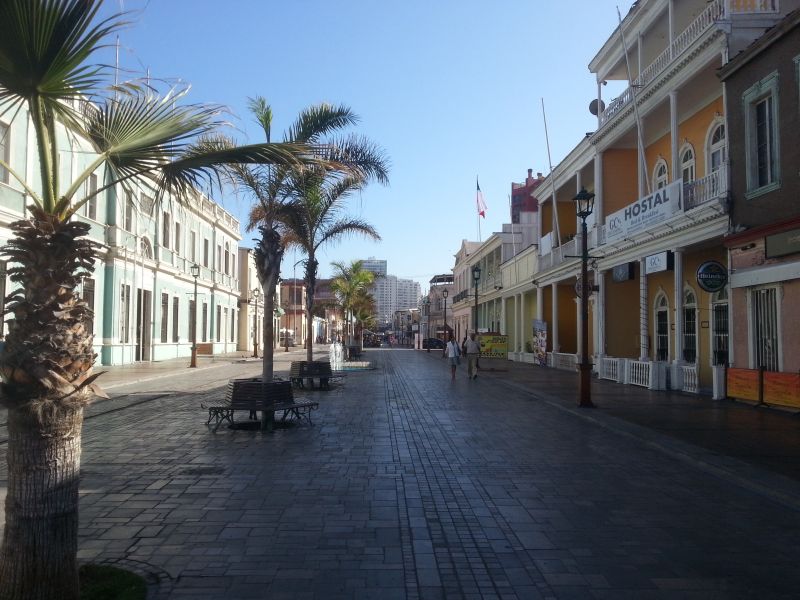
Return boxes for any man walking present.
[465,332,481,380]
[443,333,461,382]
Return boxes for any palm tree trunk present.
[0,405,83,600]
[0,210,98,600]
[304,258,318,363]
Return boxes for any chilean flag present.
[476,178,487,218]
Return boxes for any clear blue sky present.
[100,0,634,291]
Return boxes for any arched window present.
[654,293,670,361]
[683,288,697,363]
[711,287,729,366]
[653,159,668,190]
[707,121,726,173]
[680,143,696,183]
[140,237,153,260]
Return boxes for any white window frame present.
[747,284,782,371]
[653,159,669,190]
[743,71,780,199]
[710,287,729,367]
[190,230,197,263]
[682,287,698,364]
[124,191,135,232]
[679,143,696,183]
[83,173,98,220]
[705,118,727,174]
[0,120,10,185]
[653,293,670,362]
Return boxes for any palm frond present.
[285,103,359,144]
[248,96,272,142]
[317,134,390,186]
[315,218,380,251]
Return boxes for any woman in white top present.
[443,333,460,381]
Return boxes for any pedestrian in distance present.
[443,333,461,381]
[464,332,481,380]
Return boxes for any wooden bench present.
[203,378,318,432]
[290,361,335,390]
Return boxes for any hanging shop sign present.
[765,227,800,259]
[479,335,508,359]
[604,180,683,244]
[696,260,728,293]
[612,262,635,282]
[644,251,674,274]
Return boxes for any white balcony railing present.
[600,357,619,381]
[628,360,652,388]
[727,0,778,13]
[682,365,699,394]
[599,0,724,127]
[684,165,728,210]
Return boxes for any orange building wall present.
[602,149,638,215]
[541,202,553,237]
[542,288,553,352]
[557,203,577,240]
[557,285,577,354]
[678,97,723,179]
[605,272,640,358]
[782,283,800,372]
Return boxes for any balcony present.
[683,165,728,211]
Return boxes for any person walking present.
[443,333,461,381]
[464,332,481,380]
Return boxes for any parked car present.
[422,338,445,349]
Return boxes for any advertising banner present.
[763,371,800,408]
[532,320,548,366]
[605,180,682,244]
[727,368,760,402]
[479,335,508,359]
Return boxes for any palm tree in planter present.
[228,97,368,383]
[350,291,378,351]
[284,160,388,363]
[330,260,376,347]
[0,2,316,598]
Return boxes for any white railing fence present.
[726,0,778,14]
[552,352,578,371]
[600,357,619,381]
[682,364,699,393]
[628,360,652,388]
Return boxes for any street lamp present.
[251,287,261,358]
[189,263,200,368]
[575,187,596,408]
[283,300,290,352]
[424,297,431,352]
[442,289,449,340]
[472,264,481,334]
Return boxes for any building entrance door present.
[136,289,152,361]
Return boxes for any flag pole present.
[541,99,561,246]
[476,175,482,242]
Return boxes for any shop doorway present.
[136,289,152,361]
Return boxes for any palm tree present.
[0,2,317,598]
[284,163,388,362]
[229,97,366,394]
[351,291,378,349]
[330,260,376,346]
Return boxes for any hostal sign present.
[605,180,683,244]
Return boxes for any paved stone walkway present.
[3,348,800,598]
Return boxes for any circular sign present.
[696,261,728,293]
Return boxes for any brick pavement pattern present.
[3,348,800,599]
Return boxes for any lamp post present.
[283,300,290,352]
[424,298,431,352]
[472,264,481,334]
[251,287,261,358]
[575,187,596,408]
[189,263,200,368]
[442,289,449,340]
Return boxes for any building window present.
[654,294,669,361]
[142,193,155,216]
[191,231,196,263]
[162,212,170,248]
[224,242,230,275]
[217,245,222,272]
[743,72,780,197]
[712,288,729,366]
[707,122,726,173]
[223,307,228,342]
[124,192,134,232]
[188,299,196,343]
[231,309,236,342]
[202,303,208,343]
[216,305,222,342]
[172,297,179,343]
[683,289,697,364]
[82,278,95,336]
[653,159,668,190]
[174,222,181,255]
[83,173,98,220]
[0,121,10,184]
[120,284,131,343]
[140,237,153,260]
[680,144,695,183]
[203,239,209,267]
[160,293,169,343]
[750,286,779,371]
